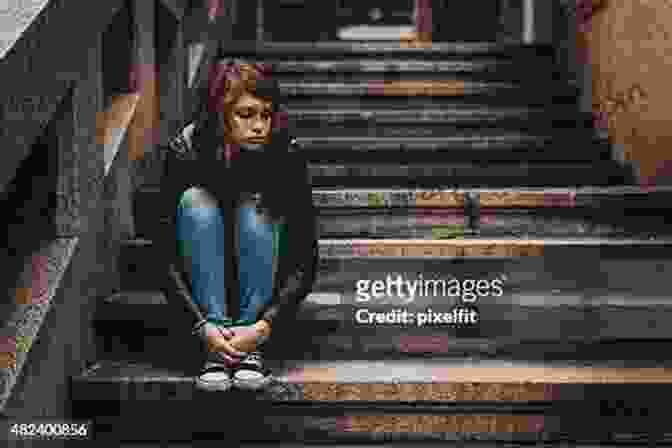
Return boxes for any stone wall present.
[578,0,672,185]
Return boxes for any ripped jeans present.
[176,186,280,351]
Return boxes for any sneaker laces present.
[243,352,263,367]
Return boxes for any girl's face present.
[226,92,273,145]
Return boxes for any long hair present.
[195,59,294,218]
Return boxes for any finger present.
[217,327,234,339]
[219,353,239,365]
[228,336,256,353]
[220,340,247,358]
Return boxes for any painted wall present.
[577,0,672,185]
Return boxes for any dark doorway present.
[432,0,501,42]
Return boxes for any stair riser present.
[134,187,672,210]
[285,96,578,111]
[71,387,668,442]
[291,142,608,164]
[252,59,556,77]
[96,299,672,354]
[290,127,595,140]
[280,84,577,103]
[75,414,666,444]
[136,210,668,242]
[220,42,558,59]
[95,304,672,365]
[272,72,559,83]
[120,242,672,295]
[80,411,546,443]
[289,115,594,130]
[307,163,631,187]
[319,214,666,239]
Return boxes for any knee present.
[177,187,223,225]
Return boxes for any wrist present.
[254,320,272,337]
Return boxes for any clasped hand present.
[205,322,269,365]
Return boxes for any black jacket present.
[157,120,318,333]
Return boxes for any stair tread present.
[221,41,555,58]
[101,289,672,309]
[306,163,632,187]
[122,237,672,260]
[285,97,580,109]
[250,58,552,73]
[138,186,672,209]
[126,236,672,246]
[76,359,672,384]
[277,80,576,98]
[293,134,592,141]
[287,107,592,123]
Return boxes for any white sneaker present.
[196,361,232,392]
[233,352,271,391]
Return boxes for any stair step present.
[271,70,563,84]
[71,359,671,442]
[290,135,607,163]
[314,209,667,239]
[277,80,577,102]
[112,236,672,356]
[98,283,672,350]
[286,104,594,127]
[97,289,672,366]
[253,57,563,84]
[141,163,648,237]
[284,95,581,112]
[292,129,595,140]
[120,237,672,293]
[136,186,672,210]
[252,58,552,73]
[221,41,557,59]
[122,235,672,259]
[132,187,672,240]
[306,162,632,187]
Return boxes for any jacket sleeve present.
[157,122,210,336]
[260,149,318,325]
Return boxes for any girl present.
[161,61,318,391]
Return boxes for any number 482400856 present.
[3,419,92,441]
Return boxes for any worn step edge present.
[252,58,554,73]
[219,41,555,57]
[74,359,672,385]
[136,186,672,209]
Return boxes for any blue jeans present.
[176,187,276,326]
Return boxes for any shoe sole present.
[196,377,233,392]
[233,375,272,391]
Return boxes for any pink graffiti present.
[528,415,545,432]
[30,254,50,304]
[335,416,351,432]
[397,334,450,353]
[129,63,155,94]
[367,80,385,96]
[414,0,433,35]
[208,0,221,22]
[0,337,17,354]
[283,367,306,384]
[593,111,609,130]
[273,111,288,130]
[544,383,560,400]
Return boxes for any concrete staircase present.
[71,41,672,444]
